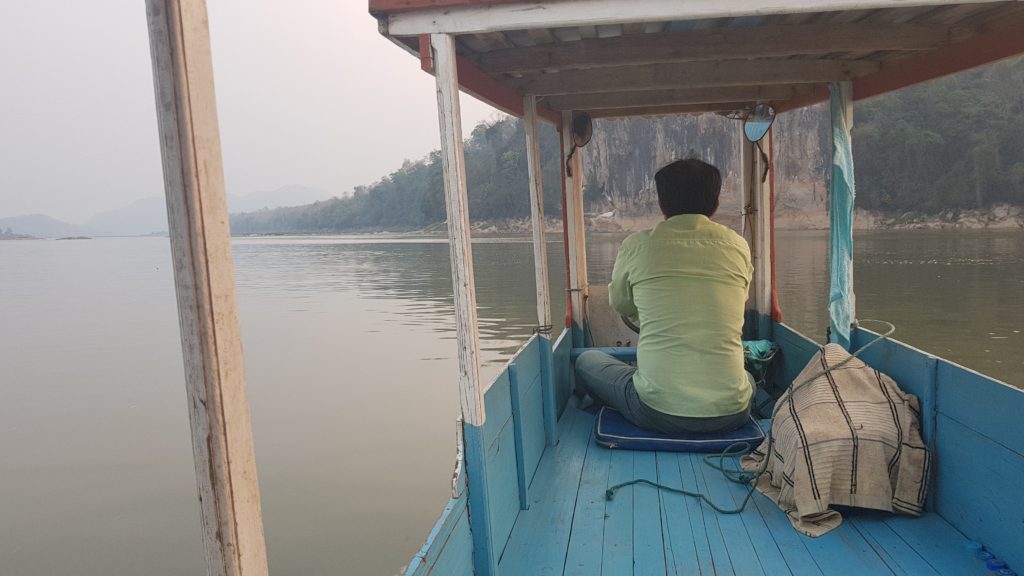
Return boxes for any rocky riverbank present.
[452,203,1023,235]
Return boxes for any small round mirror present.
[743,103,776,143]
[572,112,593,148]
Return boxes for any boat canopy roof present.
[370,0,1024,121]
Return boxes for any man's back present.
[609,214,753,418]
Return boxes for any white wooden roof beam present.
[384,0,1009,36]
[543,84,815,111]
[588,102,754,118]
[477,22,949,74]
[511,58,880,95]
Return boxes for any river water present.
[1,230,1021,575]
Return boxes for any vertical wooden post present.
[144,1,268,575]
[741,131,772,339]
[524,95,558,446]
[561,111,589,339]
[431,33,494,575]
[523,97,552,339]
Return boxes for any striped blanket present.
[741,344,931,537]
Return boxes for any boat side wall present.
[851,327,1024,570]
[772,322,821,387]
[406,494,472,575]
[407,334,558,574]
[553,327,575,416]
[779,323,1023,568]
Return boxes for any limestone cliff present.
[579,106,831,228]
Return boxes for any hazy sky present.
[0,0,496,223]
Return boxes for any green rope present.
[604,320,897,514]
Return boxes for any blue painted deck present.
[498,405,992,576]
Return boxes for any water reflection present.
[233,229,1024,386]
[776,229,1024,384]
[234,237,573,367]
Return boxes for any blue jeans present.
[574,350,753,434]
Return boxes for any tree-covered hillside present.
[231,58,1024,234]
[231,120,564,234]
[855,57,1024,212]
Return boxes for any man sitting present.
[575,159,754,434]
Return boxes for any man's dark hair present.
[654,159,721,218]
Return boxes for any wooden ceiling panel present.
[474,23,948,74]
[543,84,814,111]
[588,102,752,118]
[508,59,881,95]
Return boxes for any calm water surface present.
[1,230,1021,575]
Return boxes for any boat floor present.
[497,406,987,576]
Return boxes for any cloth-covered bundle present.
[741,344,931,537]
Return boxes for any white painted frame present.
[524,95,552,335]
[524,95,559,446]
[742,132,773,339]
[144,1,268,574]
[561,111,589,330]
[431,33,487,427]
[385,0,1003,36]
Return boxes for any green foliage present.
[854,57,1024,212]
[231,118,563,234]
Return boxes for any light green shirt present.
[609,214,753,418]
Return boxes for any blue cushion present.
[593,406,766,453]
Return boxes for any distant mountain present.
[86,197,168,236]
[77,185,335,236]
[0,214,90,238]
[229,185,335,213]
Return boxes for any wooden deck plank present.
[498,408,591,572]
[602,448,635,575]
[563,436,612,576]
[883,513,992,576]
[848,513,941,576]
[655,452,700,575]
[797,516,894,574]
[679,453,736,575]
[674,452,721,575]
[710,459,793,575]
[696,457,768,575]
[748,489,824,575]
[491,405,1000,576]
[633,451,669,575]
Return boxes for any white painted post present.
[524,95,557,445]
[741,129,772,339]
[144,2,268,575]
[431,33,486,428]
[561,111,589,335]
[431,33,495,575]
[524,95,552,336]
